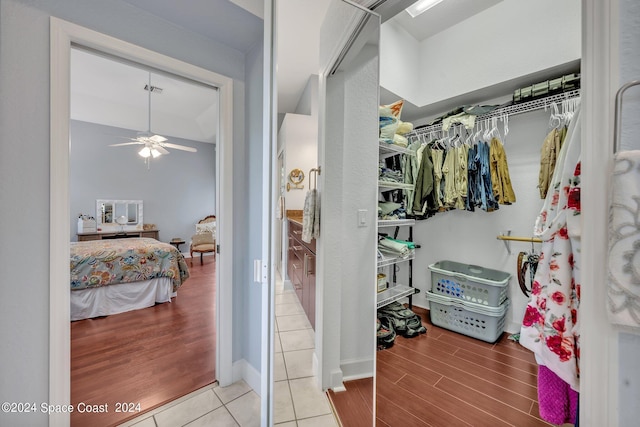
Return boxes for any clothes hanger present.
[548,102,561,129]
[502,114,509,144]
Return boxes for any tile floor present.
[119,275,338,427]
[273,278,339,427]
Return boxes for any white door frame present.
[261,1,276,425]
[580,0,619,425]
[49,17,235,426]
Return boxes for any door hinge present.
[216,244,220,254]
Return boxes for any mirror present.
[96,199,143,230]
[315,1,380,425]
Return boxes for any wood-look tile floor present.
[329,307,558,427]
[70,255,217,427]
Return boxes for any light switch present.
[358,209,368,227]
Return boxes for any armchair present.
[190,215,216,264]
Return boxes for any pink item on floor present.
[537,365,578,425]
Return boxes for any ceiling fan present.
[109,72,197,163]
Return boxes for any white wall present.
[280,114,318,211]
[236,35,265,380]
[70,120,216,247]
[0,1,261,424]
[380,0,581,109]
[379,19,420,102]
[407,109,551,333]
[295,75,320,117]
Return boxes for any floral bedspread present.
[70,238,190,292]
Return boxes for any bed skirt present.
[70,277,176,321]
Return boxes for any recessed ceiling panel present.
[71,48,218,143]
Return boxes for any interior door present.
[317,0,381,416]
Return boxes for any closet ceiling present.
[390,0,502,41]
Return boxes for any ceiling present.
[71,0,512,138]
[71,48,219,144]
[389,0,502,41]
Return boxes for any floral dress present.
[519,109,581,392]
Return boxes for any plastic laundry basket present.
[428,260,511,307]
[426,291,509,343]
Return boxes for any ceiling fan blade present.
[162,142,197,153]
[155,145,170,155]
[149,134,167,143]
[110,141,143,147]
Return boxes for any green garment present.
[412,144,436,214]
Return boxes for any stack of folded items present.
[378,236,415,259]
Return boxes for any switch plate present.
[358,209,368,227]
[254,259,261,282]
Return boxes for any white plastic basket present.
[426,291,508,343]
[428,260,511,307]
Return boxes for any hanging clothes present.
[453,145,469,210]
[431,148,445,211]
[538,126,568,199]
[520,107,581,393]
[412,144,437,216]
[466,144,479,211]
[441,147,456,208]
[477,141,499,212]
[489,137,516,204]
[401,139,421,215]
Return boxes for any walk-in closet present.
[320,0,584,425]
[374,1,583,425]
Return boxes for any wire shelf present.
[377,284,416,308]
[409,89,581,137]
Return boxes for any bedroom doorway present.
[50,18,235,426]
[68,46,220,426]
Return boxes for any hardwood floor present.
[70,256,216,427]
[329,307,556,427]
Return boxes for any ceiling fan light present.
[150,148,162,158]
[138,146,151,158]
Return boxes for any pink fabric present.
[537,365,578,425]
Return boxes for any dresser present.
[287,218,316,330]
[77,229,159,241]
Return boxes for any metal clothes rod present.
[409,89,581,136]
[497,235,542,243]
[614,80,640,154]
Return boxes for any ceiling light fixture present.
[138,146,151,158]
[138,145,162,159]
[406,0,445,18]
[109,71,197,170]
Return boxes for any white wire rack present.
[408,89,581,137]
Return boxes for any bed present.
[70,237,190,321]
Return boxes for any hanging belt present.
[517,252,540,297]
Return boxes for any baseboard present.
[340,357,374,382]
[312,350,319,378]
[232,359,261,397]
